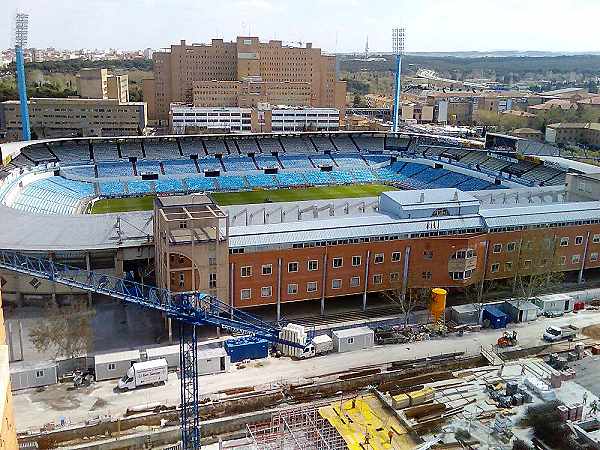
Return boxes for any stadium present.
[0,130,599,321]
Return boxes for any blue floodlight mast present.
[14,13,31,141]
[391,28,405,134]
[0,249,302,450]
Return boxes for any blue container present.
[224,336,269,363]
[483,305,508,329]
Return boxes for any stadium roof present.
[0,205,152,251]
[480,201,600,228]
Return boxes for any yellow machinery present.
[430,288,447,323]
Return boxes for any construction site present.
[5,282,600,450]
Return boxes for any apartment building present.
[148,37,347,122]
[77,68,129,102]
[169,104,340,134]
[545,123,600,147]
[0,98,147,140]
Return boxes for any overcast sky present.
[3,0,600,53]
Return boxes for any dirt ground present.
[582,324,600,339]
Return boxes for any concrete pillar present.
[362,250,371,311]
[276,258,282,322]
[321,253,328,316]
[579,231,591,284]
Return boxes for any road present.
[12,309,600,431]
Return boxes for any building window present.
[241,266,252,277]
[107,363,116,371]
[209,273,217,289]
[559,256,567,266]
[350,276,360,287]
[491,263,500,273]
[332,279,342,289]
[179,272,185,287]
[308,260,319,271]
[262,264,272,275]
[422,271,432,280]
[423,250,434,260]
[307,281,318,292]
[506,242,516,252]
[347,337,354,344]
[240,288,251,300]
[352,256,361,267]
[591,252,599,262]
[575,236,584,245]
[332,257,343,268]
[523,260,532,268]
[35,370,45,378]
[492,243,502,253]
[572,255,581,264]
[288,262,299,273]
[505,261,513,271]
[374,253,384,264]
[373,274,383,284]
[560,237,569,247]
[391,252,401,262]
[261,286,272,298]
[593,234,600,244]
[287,283,298,295]
[390,272,400,282]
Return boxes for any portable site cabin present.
[197,348,230,376]
[450,304,480,325]
[533,294,575,316]
[503,300,539,323]
[94,350,141,381]
[146,345,180,368]
[332,327,375,353]
[10,361,58,391]
[482,305,508,329]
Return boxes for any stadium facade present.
[0,131,599,318]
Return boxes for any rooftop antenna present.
[391,27,405,133]
[14,12,31,141]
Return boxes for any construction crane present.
[0,249,301,449]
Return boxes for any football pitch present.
[90,184,396,214]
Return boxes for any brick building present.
[147,37,346,123]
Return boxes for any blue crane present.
[0,249,301,449]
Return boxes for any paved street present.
[12,309,600,431]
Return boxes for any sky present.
[3,0,600,53]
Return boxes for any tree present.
[29,300,95,361]
[384,284,431,327]
[511,234,564,306]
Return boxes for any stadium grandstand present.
[1,130,598,318]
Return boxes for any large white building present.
[170,106,252,134]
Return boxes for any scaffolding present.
[246,405,348,450]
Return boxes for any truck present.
[117,358,168,391]
[278,324,334,359]
[298,334,334,359]
[543,325,579,342]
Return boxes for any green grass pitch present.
[90,184,396,214]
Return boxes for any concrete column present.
[85,252,93,307]
[401,246,411,301]
[579,231,591,284]
[321,253,328,316]
[362,250,371,311]
[276,258,282,322]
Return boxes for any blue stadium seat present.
[246,174,278,188]
[163,159,198,174]
[62,165,96,178]
[276,172,307,187]
[255,155,280,169]
[97,162,133,177]
[156,178,184,193]
[185,177,216,191]
[99,181,125,196]
[363,154,391,166]
[329,171,354,184]
[280,155,314,169]
[218,176,247,190]
[303,171,331,185]
[222,156,256,172]
[136,160,162,174]
[11,176,94,215]
[127,180,153,195]
[198,157,222,171]
[332,154,367,168]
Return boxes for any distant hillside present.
[340,54,600,78]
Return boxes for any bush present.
[513,438,532,450]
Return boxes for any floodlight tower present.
[391,27,405,133]
[14,13,31,141]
